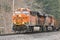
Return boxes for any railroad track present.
[0,30,59,36]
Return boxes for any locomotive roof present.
[30,11,52,17]
[30,11,44,15]
[30,11,39,16]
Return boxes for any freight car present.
[12,8,59,33]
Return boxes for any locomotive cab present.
[12,8,30,33]
[44,14,56,31]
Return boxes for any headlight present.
[19,15,21,17]
[14,22,16,24]
[22,22,25,24]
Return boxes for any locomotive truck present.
[12,8,58,33]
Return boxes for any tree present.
[31,0,60,19]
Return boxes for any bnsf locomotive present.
[12,8,58,33]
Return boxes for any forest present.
[30,0,60,19]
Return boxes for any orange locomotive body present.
[12,8,30,25]
[12,8,58,33]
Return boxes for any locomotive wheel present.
[18,27,27,33]
[46,26,53,31]
[33,26,41,32]
[16,30,27,34]
[48,26,52,31]
[46,26,48,31]
[13,25,27,33]
[15,29,27,34]
[13,24,17,31]
[52,26,56,31]
[41,26,44,32]
[55,26,59,31]
[44,25,56,32]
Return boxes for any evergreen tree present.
[31,0,60,19]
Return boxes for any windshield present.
[22,11,29,14]
[14,11,29,16]
[15,8,30,15]
[15,11,21,14]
